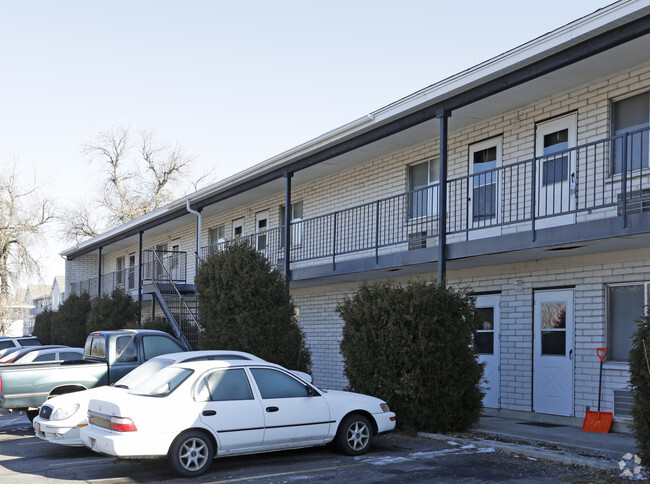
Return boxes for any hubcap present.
[346,421,369,450]
[179,437,209,471]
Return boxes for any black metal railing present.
[72,128,649,293]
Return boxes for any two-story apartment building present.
[62,1,650,430]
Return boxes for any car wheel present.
[26,409,39,422]
[335,413,373,455]
[169,430,215,477]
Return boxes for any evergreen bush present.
[337,279,484,433]
[195,240,311,372]
[86,287,139,334]
[49,292,92,347]
[629,314,650,464]
[33,308,55,344]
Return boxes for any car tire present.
[168,430,215,477]
[335,413,373,456]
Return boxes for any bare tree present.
[0,162,55,331]
[60,125,207,242]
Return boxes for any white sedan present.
[33,350,265,447]
[80,359,396,477]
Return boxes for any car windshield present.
[114,357,174,389]
[129,366,193,397]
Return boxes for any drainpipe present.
[186,200,202,269]
[437,110,450,287]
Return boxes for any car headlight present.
[51,404,81,421]
[380,403,390,412]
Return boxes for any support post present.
[97,247,102,296]
[438,111,450,286]
[138,231,143,319]
[283,171,293,284]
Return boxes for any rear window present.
[84,335,106,359]
[0,340,15,350]
[129,367,193,397]
[18,337,41,347]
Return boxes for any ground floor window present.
[607,283,648,361]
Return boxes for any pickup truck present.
[0,329,188,420]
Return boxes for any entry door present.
[475,295,500,408]
[170,243,181,281]
[255,210,269,252]
[535,114,577,228]
[232,217,244,240]
[533,289,574,416]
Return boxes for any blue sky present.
[0,0,612,284]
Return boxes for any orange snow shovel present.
[582,347,613,433]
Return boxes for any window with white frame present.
[116,256,125,287]
[279,200,303,247]
[612,91,650,174]
[208,225,225,246]
[408,158,439,219]
[469,138,502,222]
[607,282,649,361]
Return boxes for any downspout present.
[186,200,202,270]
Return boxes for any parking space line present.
[203,462,365,483]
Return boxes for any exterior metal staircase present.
[145,250,202,349]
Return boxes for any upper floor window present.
[469,138,502,222]
[280,200,303,247]
[408,158,439,219]
[208,225,225,246]
[612,92,650,174]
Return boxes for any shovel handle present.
[597,347,608,361]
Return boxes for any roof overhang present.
[62,1,650,260]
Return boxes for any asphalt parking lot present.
[0,411,623,483]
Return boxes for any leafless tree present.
[0,162,55,331]
[60,125,209,242]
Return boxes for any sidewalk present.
[420,415,640,473]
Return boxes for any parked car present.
[13,347,84,364]
[0,345,69,364]
[34,350,266,447]
[0,330,188,421]
[81,359,396,477]
[0,336,42,358]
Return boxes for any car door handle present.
[266,406,279,413]
[202,410,217,416]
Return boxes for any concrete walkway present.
[421,415,642,475]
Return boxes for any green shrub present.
[337,279,484,433]
[49,292,92,347]
[33,308,55,344]
[196,240,311,372]
[629,314,650,464]
[86,287,139,334]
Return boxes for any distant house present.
[22,276,65,335]
[1,289,29,337]
[62,1,650,431]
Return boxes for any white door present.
[255,210,269,252]
[535,114,577,228]
[475,294,500,408]
[232,217,244,240]
[170,243,181,281]
[533,289,574,416]
[469,139,502,239]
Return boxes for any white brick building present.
[62,1,650,431]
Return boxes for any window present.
[408,158,439,219]
[142,335,185,360]
[197,369,254,401]
[474,307,495,354]
[250,368,310,399]
[128,254,136,290]
[115,335,138,362]
[279,201,304,247]
[208,225,225,246]
[542,129,569,185]
[116,256,125,286]
[130,366,193,397]
[608,283,648,361]
[612,92,649,174]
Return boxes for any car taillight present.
[109,416,137,432]
[0,376,2,393]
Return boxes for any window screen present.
[608,284,645,361]
[612,92,650,174]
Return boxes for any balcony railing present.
[71,128,649,295]
[142,250,187,284]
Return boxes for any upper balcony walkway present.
[72,128,650,295]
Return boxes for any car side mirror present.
[306,385,317,397]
